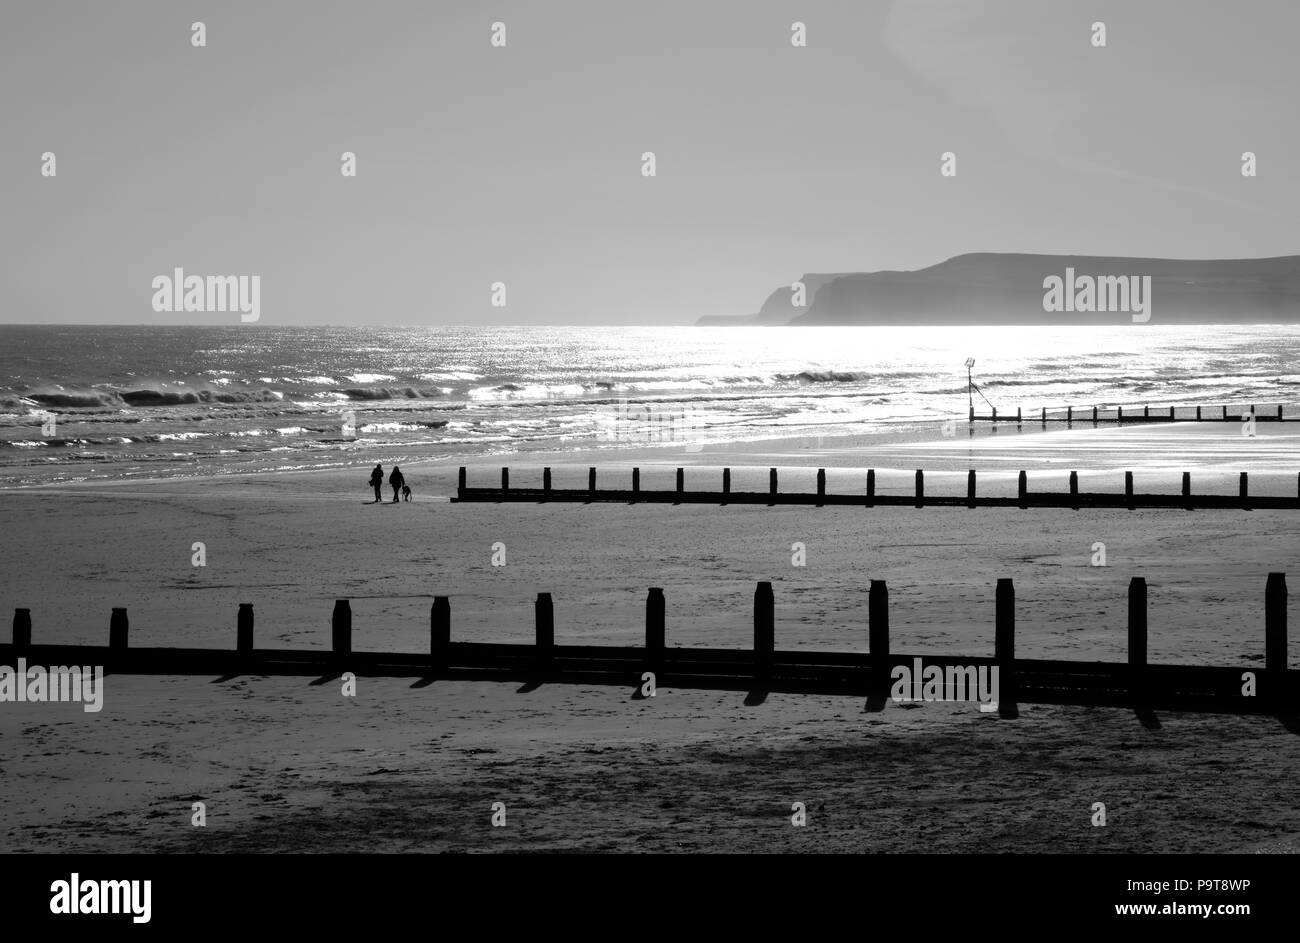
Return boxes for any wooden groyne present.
[970,403,1293,424]
[4,575,1294,716]
[452,466,1300,510]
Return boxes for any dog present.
[401,484,412,502]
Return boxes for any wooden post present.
[501,467,509,494]
[1125,471,1134,510]
[1222,405,1228,421]
[914,469,924,508]
[1118,406,1123,422]
[543,467,552,495]
[535,592,554,664]
[1016,407,1022,423]
[1169,406,1175,421]
[967,469,976,509]
[1279,404,1284,422]
[237,603,254,653]
[1067,406,1073,423]
[457,466,467,496]
[969,406,974,422]
[866,469,875,507]
[992,407,998,421]
[816,468,826,507]
[110,608,128,650]
[12,608,31,651]
[676,467,685,497]
[1017,470,1027,509]
[996,578,1015,709]
[869,579,889,698]
[331,600,351,657]
[769,468,778,506]
[632,467,640,497]
[1240,472,1250,509]
[722,468,730,505]
[1143,405,1149,419]
[588,467,597,497]
[1069,470,1079,510]
[431,596,450,672]
[1041,406,1046,424]
[1129,577,1147,701]
[646,587,665,672]
[1092,405,1098,424]
[753,582,774,681]
[1196,406,1201,420]
[1266,573,1287,706]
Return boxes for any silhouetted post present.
[588,467,597,497]
[431,596,450,672]
[1143,405,1149,419]
[967,469,976,509]
[1125,471,1134,510]
[866,469,875,507]
[992,407,997,421]
[1240,472,1250,509]
[1196,406,1202,420]
[1067,406,1073,423]
[1069,470,1079,510]
[869,580,890,698]
[12,608,31,652]
[543,466,552,495]
[1169,406,1175,421]
[1182,472,1192,510]
[1118,406,1123,422]
[1278,405,1284,422]
[237,603,254,653]
[331,600,351,657]
[769,468,778,506]
[915,469,924,508]
[1018,470,1027,509]
[1222,405,1228,421]
[676,467,684,497]
[969,406,974,422]
[1266,573,1287,707]
[1128,577,1147,702]
[1092,406,1098,424]
[110,608,128,650]
[722,467,730,504]
[501,467,509,494]
[646,587,665,672]
[1041,407,1046,424]
[457,467,466,496]
[535,592,554,666]
[1016,407,1022,423]
[753,582,774,681]
[817,468,826,507]
[632,467,640,498]
[996,578,1015,709]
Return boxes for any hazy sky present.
[2,0,1298,325]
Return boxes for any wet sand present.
[1,421,1298,852]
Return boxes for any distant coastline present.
[698,253,1300,326]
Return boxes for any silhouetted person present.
[389,465,405,503]
[369,464,384,503]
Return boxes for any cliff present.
[698,253,1300,325]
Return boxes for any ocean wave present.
[334,386,444,401]
[777,370,870,383]
[23,387,284,408]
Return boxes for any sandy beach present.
[1,420,1299,852]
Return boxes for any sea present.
[1,323,1297,485]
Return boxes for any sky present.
[1,0,1298,325]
